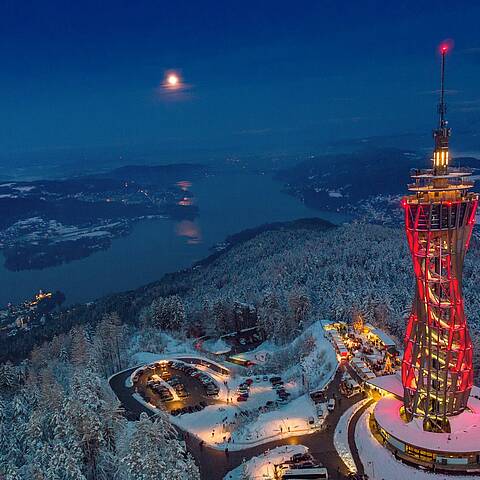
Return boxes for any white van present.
[327,398,335,411]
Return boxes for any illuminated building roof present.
[375,395,480,454]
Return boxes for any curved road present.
[110,366,367,480]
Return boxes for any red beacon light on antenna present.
[439,39,454,55]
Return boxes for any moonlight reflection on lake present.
[0,172,349,306]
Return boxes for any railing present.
[410,167,473,177]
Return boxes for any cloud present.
[154,71,194,102]
[418,89,459,96]
[234,128,273,136]
[452,99,480,113]
[461,47,480,54]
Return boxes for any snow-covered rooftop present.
[366,372,404,398]
[367,374,480,407]
[202,338,231,355]
[371,328,396,347]
[375,396,480,453]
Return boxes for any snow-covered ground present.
[227,394,321,447]
[231,340,277,364]
[282,321,338,392]
[202,338,232,355]
[334,398,371,473]
[223,445,309,480]
[170,372,314,449]
[355,405,475,480]
[132,332,197,362]
[173,392,322,451]
[127,321,338,451]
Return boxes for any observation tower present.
[401,44,478,433]
[363,45,480,474]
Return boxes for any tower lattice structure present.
[401,46,478,432]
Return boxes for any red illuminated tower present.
[401,45,478,432]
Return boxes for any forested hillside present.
[0,313,200,479]
[3,218,480,478]
[4,219,480,379]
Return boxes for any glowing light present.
[161,71,184,92]
[439,39,454,55]
[167,74,179,86]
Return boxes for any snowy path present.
[334,397,371,473]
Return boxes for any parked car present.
[310,391,326,403]
[290,453,313,463]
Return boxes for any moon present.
[167,74,179,86]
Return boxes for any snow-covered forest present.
[164,223,480,377]
[0,313,200,480]
[2,220,480,478]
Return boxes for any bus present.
[282,467,329,479]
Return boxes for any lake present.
[0,172,349,306]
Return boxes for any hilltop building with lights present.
[368,46,480,473]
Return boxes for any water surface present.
[0,172,348,306]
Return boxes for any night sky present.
[2,1,480,158]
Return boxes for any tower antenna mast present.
[439,45,448,127]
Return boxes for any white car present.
[327,398,336,411]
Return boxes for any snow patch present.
[223,445,309,480]
[13,185,36,192]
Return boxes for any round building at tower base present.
[371,393,480,474]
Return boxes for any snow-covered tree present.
[94,312,128,376]
[147,295,186,332]
[117,413,200,480]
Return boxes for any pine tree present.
[70,326,93,367]
[149,295,187,332]
[94,312,128,376]
[118,413,200,480]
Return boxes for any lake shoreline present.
[0,172,349,307]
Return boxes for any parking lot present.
[133,360,222,415]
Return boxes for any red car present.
[237,395,248,402]
[245,378,253,386]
